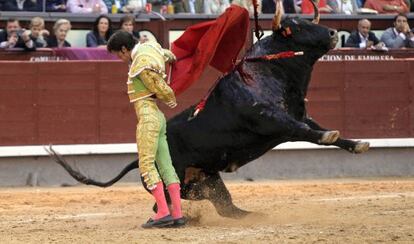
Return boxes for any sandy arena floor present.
[0,179,413,243]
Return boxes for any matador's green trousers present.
[134,99,180,190]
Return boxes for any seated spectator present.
[2,0,42,11]
[345,19,384,49]
[0,19,20,43]
[363,0,409,14]
[47,0,67,12]
[0,19,36,51]
[86,15,113,47]
[327,0,357,14]
[0,18,35,50]
[47,19,72,48]
[0,31,21,48]
[29,17,49,48]
[381,13,414,48]
[231,0,262,15]
[67,0,108,13]
[301,0,334,14]
[204,0,229,14]
[119,15,140,38]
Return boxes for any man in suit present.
[0,18,36,50]
[345,19,384,48]
[381,13,414,48]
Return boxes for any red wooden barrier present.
[0,59,413,146]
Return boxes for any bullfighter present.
[107,30,185,228]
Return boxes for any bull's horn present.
[272,0,283,31]
[310,0,320,24]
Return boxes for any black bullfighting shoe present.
[141,215,174,229]
[169,217,187,228]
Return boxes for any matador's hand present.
[166,101,177,108]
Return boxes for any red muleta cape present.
[170,5,250,96]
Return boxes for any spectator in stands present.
[0,31,20,48]
[363,0,409,14]
[0,19,20,43]
[328,0,358,14]
[119,15,140,38]
[2,0,42,11]
[231,0,262,15]
[67,0,108,13]
[0,19,35,50]
[47,19,72,47]
[381,13,414,48]
[301,0,334,14]
[47,0,67,12]
[29,17,49,48]
[86,15,113,47]
[204,0,229,14]
[345,19,385,49]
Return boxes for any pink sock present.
[151,182,170,220]
[167,183,183,219]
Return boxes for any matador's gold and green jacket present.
[127,41,177,107]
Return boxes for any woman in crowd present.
[47,19,72,48]
[86,15,113,47]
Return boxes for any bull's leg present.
[304,117,369,153]
[183,172,250,219]
[252,110,339,145]
[278,117,340,145]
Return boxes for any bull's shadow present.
[48,4,369,219]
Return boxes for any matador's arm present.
[139,70,177,108]
[163,48,176,63]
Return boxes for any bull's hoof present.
[319,130,340,144]
[354,141,370,154]
[218,207,251,219]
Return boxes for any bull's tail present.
[45,146,138,187]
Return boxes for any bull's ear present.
[272,0,283,31]
[310,0,320,24]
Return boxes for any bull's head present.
[270,0,338,56]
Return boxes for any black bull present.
[49,17,370,218]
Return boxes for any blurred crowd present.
[0,0,413,51]
[0,15,143,49]
[0,13,412,50]
[0,0,413,15]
